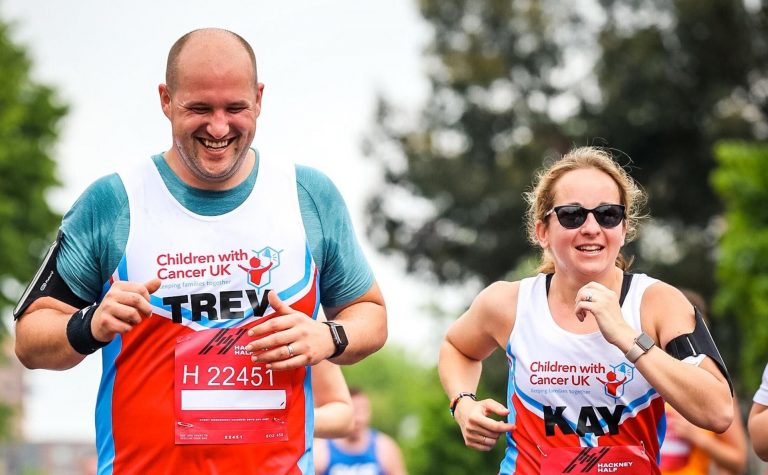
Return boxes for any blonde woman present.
[438,147,733,474]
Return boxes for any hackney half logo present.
[596,362,634,400]
[238,247,282,290]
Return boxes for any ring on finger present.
[286,344,294,357]
[584,292,593,302]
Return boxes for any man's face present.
[160,39,262,190]
[351,393,372,434]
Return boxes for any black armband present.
[665,306,733,395]
[13,230,89,319]
[66,304,109,355]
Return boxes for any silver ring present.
[585,292,593,302]
[286,344,294,357]
[483,436,489,444]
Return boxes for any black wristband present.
[66,304,109,355]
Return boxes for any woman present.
[438,146,733,474]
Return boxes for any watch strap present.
[625,332,655,363]
[323,321,348,358]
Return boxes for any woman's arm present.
[638,283,733,432]
[438,281,517,451]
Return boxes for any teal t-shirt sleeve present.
[296,165,374,308]
[59,173,129,302]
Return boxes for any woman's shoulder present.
[641,278,689,306]
[640,278,695,342]
[469,280,522,321]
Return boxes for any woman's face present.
[536,167,627,280]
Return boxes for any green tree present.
[711,142,768,393]
[0,17,66,443]
[0,19,67,312]
[575,0,767,298]
[364,0,572,285]
[365,0,767,371]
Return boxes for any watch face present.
[334,323,348,345]
[637,333,655,351]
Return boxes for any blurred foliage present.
[0,18,67,312]
[712,142,768,393]
[363,0,768,471]
[366,0,767,293]
[0,16,66,444]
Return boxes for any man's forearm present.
[15,302,86,370]
[329,301,386,364]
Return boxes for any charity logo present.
[239,247,282,289]
[563,447,611,473]
[198,328,249,355]
[596,363,634,400]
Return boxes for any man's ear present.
[253,82,265,118]
[159,84,172,119]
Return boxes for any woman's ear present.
[535,219,550,249]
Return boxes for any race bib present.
[174,328,292,444]
[540,446,653,474]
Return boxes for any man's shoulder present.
[295,164,337,191]
[295,165,348,214]
[63,173,127,233]
[79,172,127,203]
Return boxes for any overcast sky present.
[0,0,471,442]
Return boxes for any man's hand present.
[91,278,161,343]
[246,291,335,370]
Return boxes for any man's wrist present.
[66,304,109,355]
[323,321,348,359]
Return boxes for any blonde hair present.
[523,146,647,273]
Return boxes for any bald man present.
[14,28,386,474]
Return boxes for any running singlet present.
[322,430,384,475]
[94,156,319,474]
[501,273,665,475]
[755,364,768,406]
[659,406,712,475]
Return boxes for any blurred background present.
[1,0,768,473]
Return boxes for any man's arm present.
[312,360,353,438]
[15,297,85,370]
[16,279,160,370]
[245,283,386,370]
[378,432,408,475]
[323,281,386,365]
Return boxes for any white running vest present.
[94,156,319,474]
[501,273,665,475]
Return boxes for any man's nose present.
[207,109,229,138]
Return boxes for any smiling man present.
[14,28,387,474]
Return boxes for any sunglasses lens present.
[552,204,625,229]
[555,206,587,229]
[594,205,624,228]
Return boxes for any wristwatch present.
[625,332,655,363]
[323,321,348,358]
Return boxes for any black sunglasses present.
[544,204,626,229]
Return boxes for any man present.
[14,28,387,474]
[314,388,408,475]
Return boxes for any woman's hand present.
[453,397,516,452]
